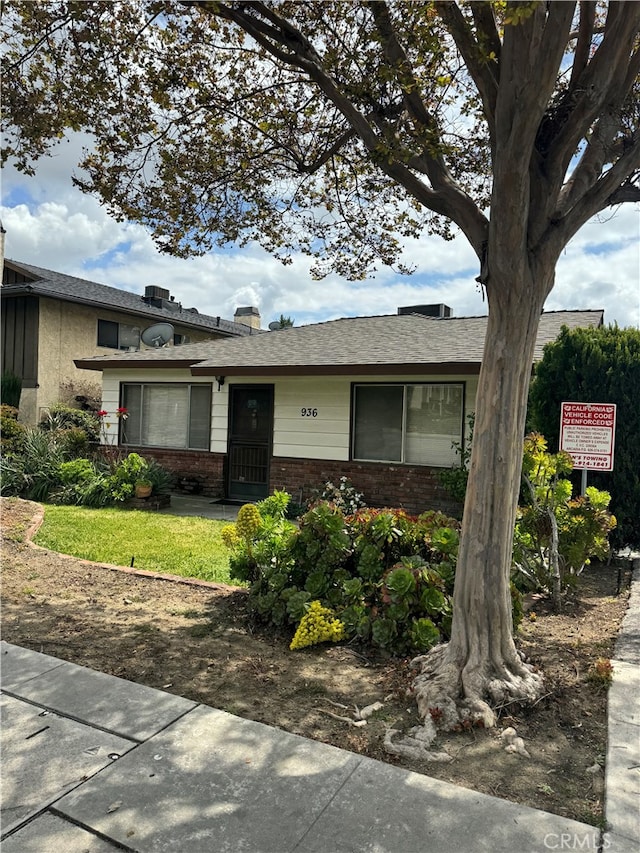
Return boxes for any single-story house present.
[1,258,259,424]
[75,306,604,515]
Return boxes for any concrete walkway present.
[157,493,241,521]
[1,500,638,852]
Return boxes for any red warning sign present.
[559,402,616,471]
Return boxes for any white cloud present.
[2,149,638,329]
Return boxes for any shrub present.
[0,405,27,455]
[528,324,640,548]
[0,429,67,501]
[59,427,91,457]
[58,458,97,484]
[144,458,173,496]
[513,433,616,605]
[100,452,150,503]
[69,452,172,507]
[0,425,172,509]
[51,458,102,505]
[226,491,298,590]
[223,492,462,656]
[1,372,22,408]
[39,404,100,443]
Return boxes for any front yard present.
[1,497,632,827]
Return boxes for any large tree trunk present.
[410,262,554,737]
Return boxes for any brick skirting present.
[117,447,226,498]
[269,457,461,517]
[114,447,462,517]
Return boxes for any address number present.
[301,408,318,417]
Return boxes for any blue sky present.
[2,135,639,329]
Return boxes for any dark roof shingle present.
[1,260,253,338]
[74,309,604,374]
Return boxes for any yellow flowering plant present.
[290,600,346,651]
[220,492,297,588]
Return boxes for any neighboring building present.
[75,306,604,515]
[1,259,259,424]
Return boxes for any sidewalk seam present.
[289,755,366,852]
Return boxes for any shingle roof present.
[74,309,604,375]
[1,260,254,338]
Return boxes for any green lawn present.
[34,505,236,584]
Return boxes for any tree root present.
[321,699,384,724]
[501,726,530,758]
[381,642,544,762]
[384,721,453,763]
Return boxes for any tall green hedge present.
[1,372,22,408]
[528,325,640,549]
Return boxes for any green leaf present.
[420,587,446,615]
[385,567,416,597]
[371,617,398,648]
[410,618,440,651]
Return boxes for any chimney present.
[398,303,452,318]
[234,306,261,330]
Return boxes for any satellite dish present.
[268,321,282,331]
[141,323,174,347]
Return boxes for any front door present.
[227,385,274,502]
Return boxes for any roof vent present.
[145,285,170,300]
[142,285,182,312]
[398,303,452,318]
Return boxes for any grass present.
[33,504,236,584]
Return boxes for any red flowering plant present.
[97,407,128,446]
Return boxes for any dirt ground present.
[1,497,632,826]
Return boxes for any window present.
[352,383,464,467]
[121,383,212,450]
[97,319,140,350]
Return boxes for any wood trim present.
[190,362,482,377]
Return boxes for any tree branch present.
[367,2,451,188]
[434,1,499,148]
[550,40,640,221]
[569,1,596,89]
[547,134,640,253]
[540,2,640,192]
[607,180,640,204]
[497,2,575,169]
[492,2,575,249]
[187,0,489,254]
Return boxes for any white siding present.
[100,373,122,446]
[211,383,229,453]
[273,377,351,460]
[101,369,479,462]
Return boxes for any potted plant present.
[135,479,153,498]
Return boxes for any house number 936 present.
[301,407,318,417]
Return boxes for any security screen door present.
[227,385,274,502]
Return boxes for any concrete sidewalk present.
[157,493,241,521]
[1,551,638,852]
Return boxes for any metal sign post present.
[559,402,617,493]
